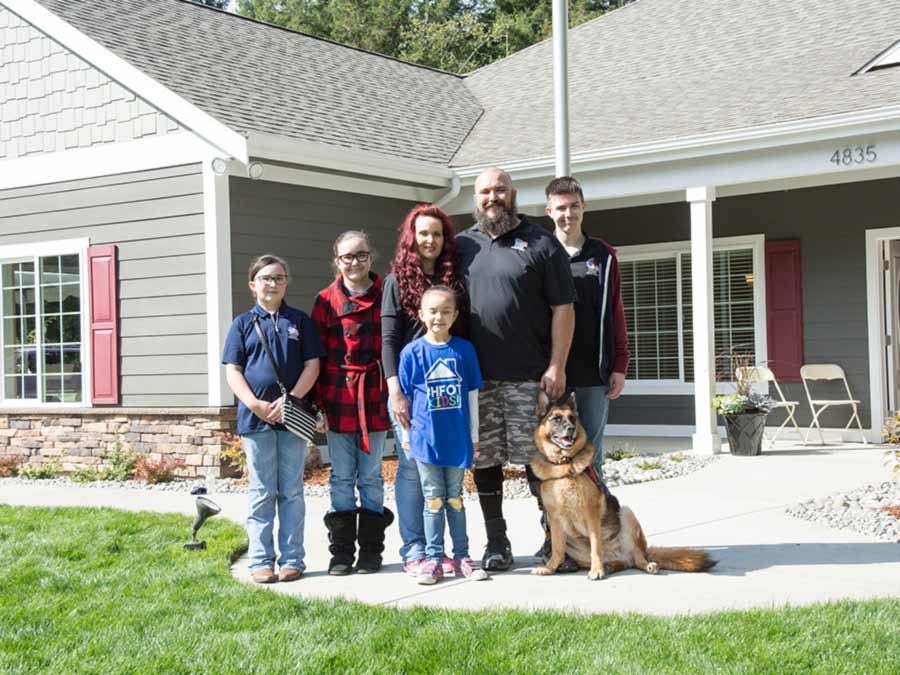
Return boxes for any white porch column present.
[687,186,721,454]
[203,159,234,407]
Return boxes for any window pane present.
[44,374,63,402]
[60,284,80,312]
[41,256,60,285]
[43,285,60,314]
[23,374,37,399]
[63,345,81,373]
[23,317,35,345]
[3,318,22,346]
[62,374,81,403]
[3,288,21,316]
[60,255,79,283]
[44,316,60,343]
[5,376,22,398]
[4,348,23,376]
[23,287,35,316]
[44,346,62,374]
[17,263,34,289]
[62,315,80,342]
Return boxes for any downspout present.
[552,0,571,177]
[434,172,461,209]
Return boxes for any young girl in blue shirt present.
[398,286,489,584]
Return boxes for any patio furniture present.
[735,365,801,446]
[799,364,868,445]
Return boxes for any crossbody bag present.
[251,314,321,443]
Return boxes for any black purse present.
[251,315,321,443]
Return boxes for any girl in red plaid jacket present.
[312,230,393,576]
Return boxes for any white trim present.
[0,133,217,191]
[3,0,248,163]
[864,225,900,443]
[617,234,767,396]
[225,161,443,203]
[453,105,900,180]
[0,237,91,409]
[245,132,454,187]
[202,161,234,408]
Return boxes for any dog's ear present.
[536,389,551,418]
[565,391,577,412]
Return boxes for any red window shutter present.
[765,240,803,382]
[88,245,119,404]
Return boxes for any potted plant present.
[712,356,775,456]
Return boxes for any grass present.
[1,506,899,674]
[634,460,665,471]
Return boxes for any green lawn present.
[1,505,898,674]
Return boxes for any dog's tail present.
[647,547,717,572]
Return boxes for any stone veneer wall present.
[0,408,237,477]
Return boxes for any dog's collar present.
[547,456,573,465]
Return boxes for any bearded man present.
[457,167,576,571]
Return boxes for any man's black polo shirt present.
[457,216,575,382]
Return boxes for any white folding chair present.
[799,364,867,445]
[735,365,800,446]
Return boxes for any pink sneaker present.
[416,559,444,585]
[442,556,455,575]
[455,557,489,581]
[403,558,427,576]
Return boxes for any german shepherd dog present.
[530,391,717,580]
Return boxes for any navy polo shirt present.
[457,216,576,381]
[222,302,324,435]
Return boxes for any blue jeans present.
[242,430,307,572]
[326,430,387,513]
[417,462,468,561]
[389,396,426,562]
[576,385,610,480]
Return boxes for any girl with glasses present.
[222,254,324,584]
[311,230,393,575]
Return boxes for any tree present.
[236,0,632,72]
[193,0,229,8]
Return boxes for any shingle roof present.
[35,0,483,166]
[452,0,900,167]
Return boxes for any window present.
[0,245,86,405]
[619,236,765,391]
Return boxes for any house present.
[1,0,898,473]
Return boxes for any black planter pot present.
[722,412,768,456]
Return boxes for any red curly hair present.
[390,204,468,331]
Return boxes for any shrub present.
[19,457,62,480]
[99,438,136,481]
[668,453,687,463]
[606,446,639,462]
[133,455,185,484]
[635,459,664,471]
[218,433,247,480]
[0,455,22,477]
[70,466,101,483]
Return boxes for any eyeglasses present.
[336,251,371,264]
[255,275,288,286]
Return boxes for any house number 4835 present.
[830,145,877,167]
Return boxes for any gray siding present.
[229,178,414,316]
[0,6,179,159]
[0,164,207,406]
[583,177,900,429]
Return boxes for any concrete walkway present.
[3,444,899,616]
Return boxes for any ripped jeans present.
[417,462,468,562]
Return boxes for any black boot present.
[482,517,514,571]
[323,509,357,576]
[356,507,394,574]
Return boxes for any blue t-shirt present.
[398,336,483,468]
[222,302,324,435]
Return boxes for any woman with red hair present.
[382,204,468,582]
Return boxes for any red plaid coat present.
[312,274,389,451]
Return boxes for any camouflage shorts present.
[475,380,541,469]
